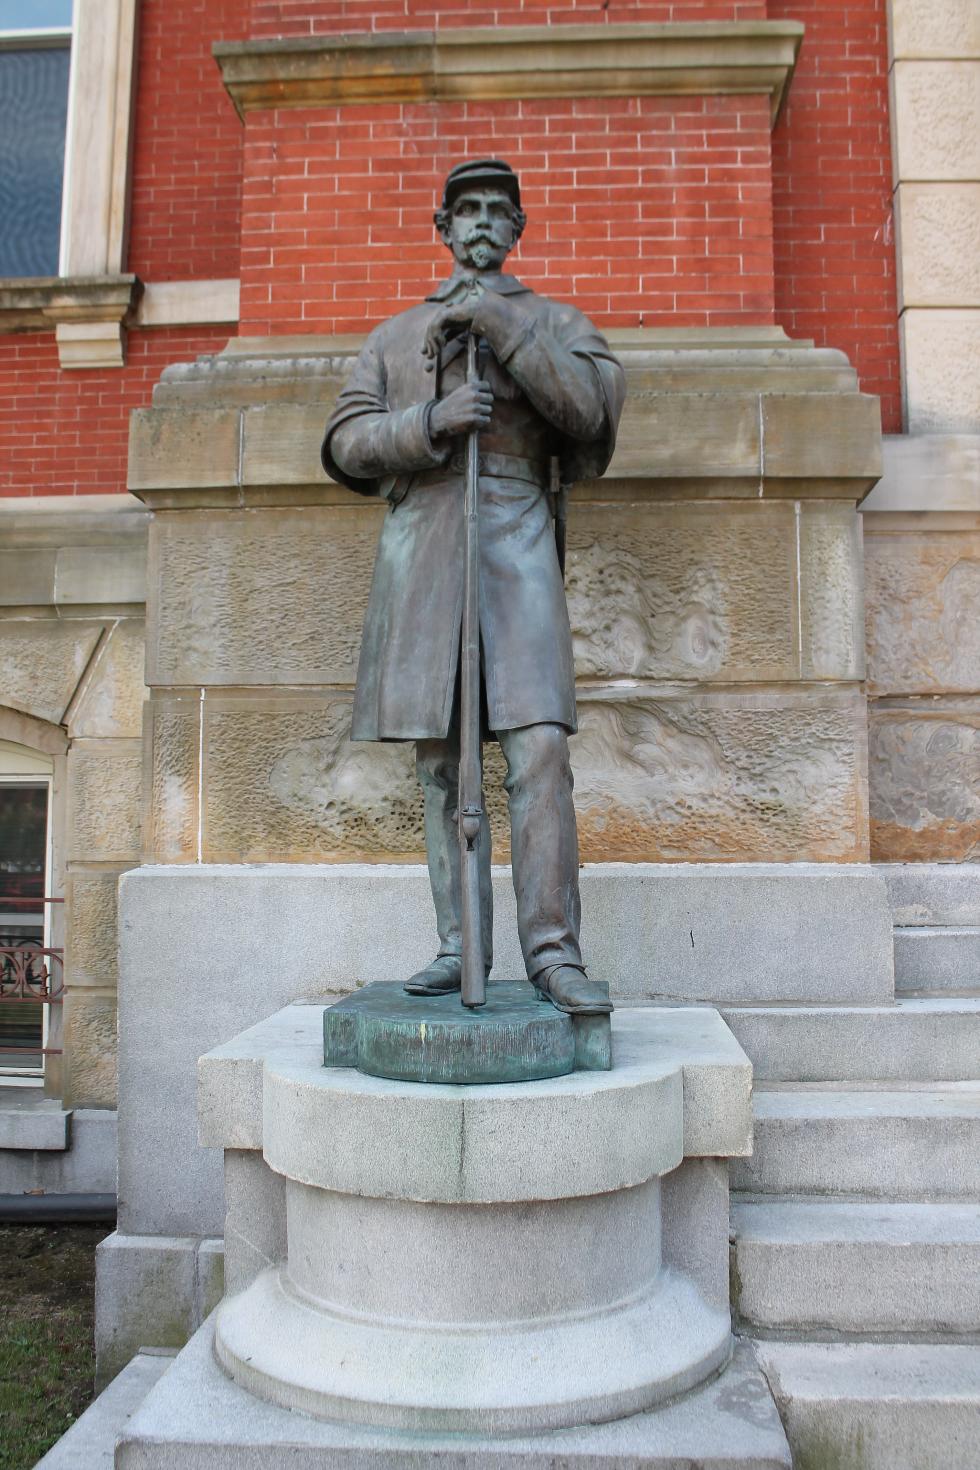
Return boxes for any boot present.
[404,955,462,996]
[532,964,612,1015]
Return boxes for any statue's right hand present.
[429,381,494,439]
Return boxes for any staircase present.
[725,864,980,1469]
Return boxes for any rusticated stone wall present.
[0,500,149,1107]
[135,333,877,867]
[864,514,980,862]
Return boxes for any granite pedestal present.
[109,1002,793,1465]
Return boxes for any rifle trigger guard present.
[460,806,483,847]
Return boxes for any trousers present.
[415,722,584,981]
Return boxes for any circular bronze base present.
[323,979,590,1084]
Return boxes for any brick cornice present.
[213,21,804,127]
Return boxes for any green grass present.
[0,1223,107,1470]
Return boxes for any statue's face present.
[443,188,518,272]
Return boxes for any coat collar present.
[425,271,531,303]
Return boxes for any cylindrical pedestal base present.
[213,1020,733,1433]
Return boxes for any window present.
[0,742,56,1080]
[0,0,73,278]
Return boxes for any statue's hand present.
[429,380,494,439]
[422,301,479,369]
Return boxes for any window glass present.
[0,2,72,30]
[0,43,70,276]
[0,783,48,1073]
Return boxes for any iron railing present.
[0,896,64,1058]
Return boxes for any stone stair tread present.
[732,1201,980,1334]
[751,1087,980,1118]
[732,1088,980,1200]
[726,997,980,1014]
[755,1341,980,1470]
[724,998,980,1083]
[760,1339,980,1399]
[733,1198,980,1243]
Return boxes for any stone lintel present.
[213,21,804,126]
[134,279,240,329]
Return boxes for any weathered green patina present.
[323,980,611,1084]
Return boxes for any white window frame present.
[0,759,55,1086]
[0,8,73,281]
[59,0,138,279]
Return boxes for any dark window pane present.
[0,44,70,277]
[0,785,48,1070]
[0,2,71,28]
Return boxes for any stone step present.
[732,1199,980,1336]
[723,998,980,1082]
[115,1316,794,1468]
[894,926,980,995]
[755,1341,980,1470]
[35,1350,173,1469]
[731,1088,980,1199]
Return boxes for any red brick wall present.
[127,0,247,282]
[770,0,901,430]
[250,2,765,34]
[0,0,904,500]
[0,329,231,497]
[240,95,775,335]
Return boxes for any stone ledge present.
[135,279,240,329]
[113,1318,792,1468]
[0,1093,71,1151]
[214,21,804,126]
[0,275,143,368]
[197,1002,753,1176]
[861,433,980,513]
[129,333,881,505]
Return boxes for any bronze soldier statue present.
[322,159,625,1015]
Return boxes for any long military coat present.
[322,272,625,742]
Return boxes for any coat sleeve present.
[321,326,450,498]
[471,292,626,476]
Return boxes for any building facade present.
[0,0,977,1463]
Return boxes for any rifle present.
[459,333,486,1009]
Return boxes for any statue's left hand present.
[422,301,480,371]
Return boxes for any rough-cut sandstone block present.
[202,693,422,862]
[798,506,864,680]
[892,61,980,183]
[63,989,118,1110]
[0,619,103,725]
[890,0,980,60]
[572,689,868,864]
[870,702,980,862]
[148,501,863,690]
[69,618,147,739]
[67,741,142,863]
[903,309,980,434]
[566,502,800,682]
[148,507,382,687]
[897,184,980,308]
[142,696,200,863]
[865,528,980,695]
[66,872,122,989]
[196,686,868,864]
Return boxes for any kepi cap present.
[441,158,521,211]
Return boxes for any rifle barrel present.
[459,333,486,1009]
